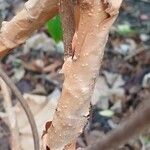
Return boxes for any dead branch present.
[0,0,58,57]
[84,100,150,150]
[0,78,21,150]
[42,0,123,150]
[59,0,75,57]
[0,65,39,150]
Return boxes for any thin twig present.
[59,0,75,58]
[0,78,21,150]
[0,65,39,150]
[125,46,149,60]
[85,100,150,150]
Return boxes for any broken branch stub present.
[0,0,58,57]
[42,0,123,150]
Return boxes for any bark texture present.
[0,0,58,57]
[42,0,123,150]
[59,0,75,57]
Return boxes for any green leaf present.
[46,15,63,43]
[141,136,150,145]
[99,110,114,117]
[12,59,22,68]
[117,24,137,36]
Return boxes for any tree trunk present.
[42,0,123,150]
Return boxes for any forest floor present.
[0,0,149,149]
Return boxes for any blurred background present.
[0,0,150,149]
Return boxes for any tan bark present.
[42,0,123,150]
[0,0,58,57]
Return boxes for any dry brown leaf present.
[43,61,63,73]
[22,59,45,73]
[15,89,60,150]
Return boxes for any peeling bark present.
[0,0,58,57]
[42,0,123,150]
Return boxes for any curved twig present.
[0,64,39,150]
[0,77,21,150]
